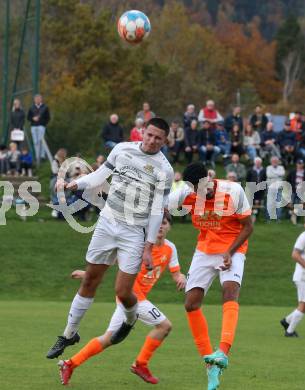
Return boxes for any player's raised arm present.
[73,144,123,190]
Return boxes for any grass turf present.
[0,212,303,306]
[0,301,304,390]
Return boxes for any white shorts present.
[295,281,305,302]
[107,300,167,332]
[86,216,146,274]
[185,250,246,294]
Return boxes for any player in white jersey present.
[281,231,305,337]
[47,117,174,359]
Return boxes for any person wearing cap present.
[215,121,231,158]
[287,159,305,224]
[277,120,297,166]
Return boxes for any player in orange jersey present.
[169,162,253,390]
[57,212,186,386]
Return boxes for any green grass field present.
[1,301,305,390]
[1,211,305,389]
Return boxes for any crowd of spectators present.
[95,99,305,225]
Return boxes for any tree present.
[276,15,305,103]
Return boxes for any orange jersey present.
[133,239,180,301]
[182,180,251,254]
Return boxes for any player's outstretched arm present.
[171,272,186,290]
[71,270,86,279]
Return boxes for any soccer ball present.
[117,10,151,44]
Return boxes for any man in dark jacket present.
[27,94,50,160]
[249,105,268,133]
[197,120,220,168]
[277,120,297,165]
[102,114,124,150]
[184,119,199,163]
[224,106,243,133]
[260,122,281,158]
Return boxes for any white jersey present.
[293,232,305,282]
[76,142,174,228]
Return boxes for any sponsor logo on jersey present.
[144,164,154,174]
[120,165,143,179]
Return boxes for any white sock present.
[120,302,138,325]
[285,311,295,323]
[63,293,94,338]
[287,310,304,333]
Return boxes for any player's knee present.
[161,319,172,336]
[115,288,135,305]
[184,300,201,312]
[81,273,99,291]
[222,283,240,302]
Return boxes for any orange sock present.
[136,336,162,366]
[219,301,239,355]
[70,337,103,367]
[186,309,213,356]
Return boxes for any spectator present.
[168,120,184,164]
[0,144,8,176]
[277,120,297,166]
[27,94,50,160]
[95,154,106,167]
[249,105,268,133]
[129,118,144,142]
[230,123,244,157]
[20,147,33,177]
[246,157,266,221]
[266,156,286,221]
[225,153,246,181]
[102,114,124,150]
[136,102,155,122]
[183,104,197,128]
[7,142,21,176]
[226,171,238,182]
[243,124,261,161]
[224,106,243,133]
[260,121,281,159]
[197,120,220,168]
[184,119,199,163]
[290,111,305,141]
[287,159,305,224]
[198,100,223,127]
[215,121,231,158]
[10,99,25,147]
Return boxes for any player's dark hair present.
[163,210,173,225]
[183,162,207,186]
[146,117,170,136]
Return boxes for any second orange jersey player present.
[169,162,253,390]
[57,212,186,386]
